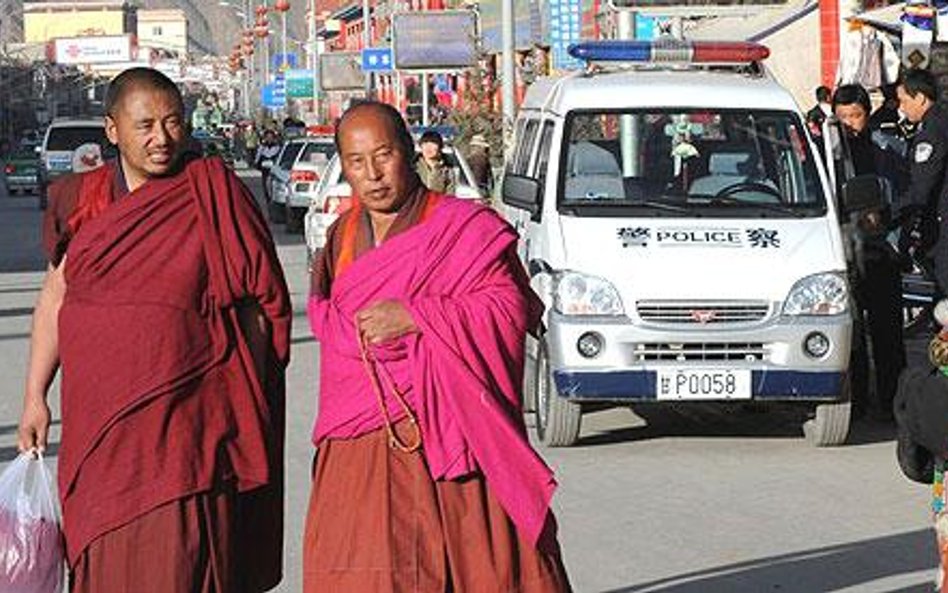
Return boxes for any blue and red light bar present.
[567,40,770,64]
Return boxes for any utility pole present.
[362,0,372,97]
[501,0,514,148]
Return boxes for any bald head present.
[105,67,183,117]
[335,101,421,215]
[335,101,414,159]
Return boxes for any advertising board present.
[392,11,477,70]
[53,35,134,65]
[319,51,363,91]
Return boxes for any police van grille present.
[634,342,768,362]
[636,300,770,325]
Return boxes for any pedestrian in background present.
[467,133,494,197]
[415,129,456,194]
[831,83,906,420]
[806,85,833,138]
[17,67,291,593]
[304,101,572,592]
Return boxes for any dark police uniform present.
[902,102,948,291]
[836,123,907,419]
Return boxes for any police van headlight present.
[554,272,625,316]
[782,273,849,316]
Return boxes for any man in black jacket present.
[832,83,907,420]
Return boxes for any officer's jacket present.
[903,102,948,217]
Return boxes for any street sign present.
[272,53,298,71]
[361,48,394,72]
[285,69,316,98]
[262,82,286,108]
[392,11,477,70]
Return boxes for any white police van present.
[503,40,882,447]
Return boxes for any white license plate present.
[656,368,751,400]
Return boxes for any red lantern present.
[255,5,268,16]
[254,23,269,38]
[274,0,290,12]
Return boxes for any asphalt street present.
[0,171,938,593]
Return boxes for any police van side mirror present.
[502,173,541,218]
[840,174,889,215]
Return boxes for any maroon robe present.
[46,157,290,590]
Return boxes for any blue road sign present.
[272,53,298,71]
[361,47,394,72]
[262,83,286,108]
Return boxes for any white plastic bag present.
[0,452,64,593]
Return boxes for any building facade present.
[137,8,188,56]
[24,0,134,42]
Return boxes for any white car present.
[304,145,483,257]
[283,137,336,233]
[265,138,306,223]
[38,118,108,208]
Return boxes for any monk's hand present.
[356,300,418,345]
[17,395,51,454]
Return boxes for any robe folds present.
[307,194,556,546]
[54,157,290,590]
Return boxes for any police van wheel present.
[802,401,851,447]
[535,340,582,447]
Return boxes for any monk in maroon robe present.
[17,68,290,592]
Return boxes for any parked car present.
[3,147,41,195]
[38,118,108,209]
[284,138,336,233]
[303,144,483,257]
[266,139,306,224]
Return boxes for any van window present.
[46,126,107,152]
[534,121,556,182]
[560,109,827,218]
[513,119,539,175]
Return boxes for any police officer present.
[897,69,948,290]
[832,84,907,421]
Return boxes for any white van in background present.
[502,40,886,447]
[38,118,108,208]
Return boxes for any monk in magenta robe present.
[304,102,572,592]
[17,68,290,592]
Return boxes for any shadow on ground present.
[576,404,895,447]
[600,529,934,593]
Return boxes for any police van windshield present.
[559,109,826,218]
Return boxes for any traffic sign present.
[262,83,286,108]
[285,69,316,98]
[361,48,394,72]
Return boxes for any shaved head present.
[335,101,414,159]
[105,67,183,117]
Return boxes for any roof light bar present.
[567,40,770,64]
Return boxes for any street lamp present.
[220,0,255,118]
[274,0,290,75]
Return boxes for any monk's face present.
[338,108,416,214]
[105,85,186,190]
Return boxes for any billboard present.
[319,51,363,91]
[392,11,477,70]
[53,35,134,65]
